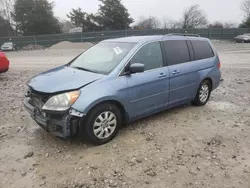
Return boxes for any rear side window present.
[191,40,214,60]
[163,40,190,65]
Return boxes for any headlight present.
[42,90,81,111]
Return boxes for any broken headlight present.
[42,90,81,111]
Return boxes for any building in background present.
[61,21,75,33]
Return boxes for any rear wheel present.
[80,103,122,145]
[192,80,212,106]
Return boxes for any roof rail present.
[166,33,200,37]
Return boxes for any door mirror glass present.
[129,63,145,74]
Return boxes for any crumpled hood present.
[28,66,104,93]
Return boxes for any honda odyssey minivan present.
[24,34,221,145]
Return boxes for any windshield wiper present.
[72,66,93,72]
[70,66,106,74]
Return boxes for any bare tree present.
[0,0,15,20]
[241,0,250,18]
[181,5,208,28]
[162,18,181,29]
[134,16,162,29]
[208,21,238,29]
[223,22,238,28]
[0,0,16,28]
[208,21,224,28]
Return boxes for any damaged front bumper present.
[23,98,84,138]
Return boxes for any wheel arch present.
[84,99,129,124]
[202,77,213,89]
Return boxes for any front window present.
[130,42,163,71]
[69,42,135,75]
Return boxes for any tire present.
[192,80,212,106]
[80,103,122,145]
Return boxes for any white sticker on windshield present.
[113,47,123,55]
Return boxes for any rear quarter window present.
[191,40,214,60]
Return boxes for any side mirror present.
[129,63,145,74]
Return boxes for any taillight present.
[217,62,221,69]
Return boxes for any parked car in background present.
[23,35,221,145]
[1,42,17,51]
[0,51,10,73]
[234,33,250,43]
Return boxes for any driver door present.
[125,42,169,120]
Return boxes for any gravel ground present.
[0,42,250,188]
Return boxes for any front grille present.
[27,88,51,111]
[31,95,44,110]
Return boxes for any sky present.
[53,0,244,24]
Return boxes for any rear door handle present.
[172,70,180,75]
[158,72,166,78]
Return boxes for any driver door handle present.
[158,72,166,78]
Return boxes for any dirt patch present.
[22,44,44,51]
[50,41,93,50]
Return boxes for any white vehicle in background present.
[234,33,250,43]
[1,42,17,51]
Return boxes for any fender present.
[72,76,130,115]
[197,55,220,90]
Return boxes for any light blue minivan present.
[24,34,221,145]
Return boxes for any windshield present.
[69,42,135,75]
[2,42,13,47]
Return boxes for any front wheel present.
[192,80,212,106]
[80,103,122,145]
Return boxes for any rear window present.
[191,40,214,60]
[163,40,190,65]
